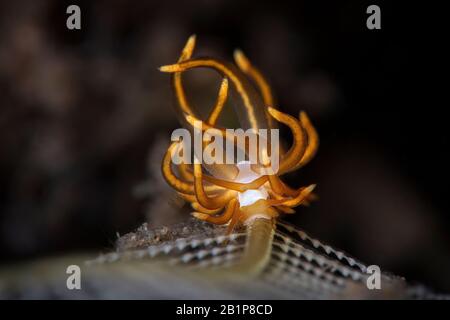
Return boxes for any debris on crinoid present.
[115,218,235,252]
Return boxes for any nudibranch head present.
[159,35,319,233]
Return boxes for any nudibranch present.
[159,35,318,235]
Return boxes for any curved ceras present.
[159,35,319,275]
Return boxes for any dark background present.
[0,1,448,292]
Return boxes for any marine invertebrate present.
[159,35,319,233]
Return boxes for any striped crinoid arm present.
[78,220,422,299]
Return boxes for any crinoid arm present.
[224,217,275,277]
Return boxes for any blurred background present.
[0,0,448,292]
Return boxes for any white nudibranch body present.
[235,161,269,208]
